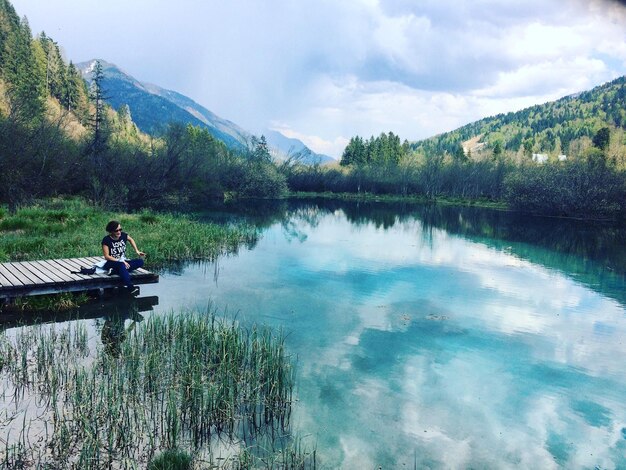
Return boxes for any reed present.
[0,311,316,469]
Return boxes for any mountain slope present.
[78,60,333,164]
[411,76,626,158]
[78,60,249,150]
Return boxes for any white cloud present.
[475,58,608,99]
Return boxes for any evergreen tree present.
[88,60,109,156]
[340,136,366,166]
[64,61,88,115]
[0,0,21,73]
[37,32,67,102]
[592,127,610,151]
[251,135,271,163]
[492,140,503,160]
[3,16,46,125]
[453,144,467,162]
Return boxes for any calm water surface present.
[11,199,626,469]
[145,200,626,469]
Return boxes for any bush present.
[504,161,626,218]
[227,160,288,198]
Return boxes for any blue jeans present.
[103,258,144,288]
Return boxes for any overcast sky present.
[10,0,626,158]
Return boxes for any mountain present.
[411,75,626,159]
[78,60,249,150]
[263,129,335,165]
[78,60,333,164]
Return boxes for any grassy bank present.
[0,198,258,266]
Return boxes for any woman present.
[102,220,146,295]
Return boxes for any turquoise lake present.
[145,199,626,469]
[4,198,626,468]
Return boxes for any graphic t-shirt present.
[102,232,128,260]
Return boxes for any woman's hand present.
[137,251,146,257]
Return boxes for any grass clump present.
[0,197,258,266]
[148,449,193,470]
[0,311,315,469]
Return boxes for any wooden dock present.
[0,256,159,300]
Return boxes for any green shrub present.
[504,161,626,218]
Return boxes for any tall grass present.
[0,197,258,266]
[0,311,315,468]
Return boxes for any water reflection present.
[177,198,626,468]
[0,294,158,332]
[199,198,626,307]
[101,299,146,357]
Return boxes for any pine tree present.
[64,61,88,115]
[251,135,271,163]
[88,60,109,156]
[37,32,67,102]
[592,127,610,151]
[340,136,366,166]
[3,16,46,125]
[0,0,21,73]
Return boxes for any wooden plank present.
[63,258,107,278]
[24,260,71,283]
[6,262,47,285]
[0,269,13,287]
[47,259,91,280]
[31,259,77,283]
[0,263,24,286]
[14,261,57,284]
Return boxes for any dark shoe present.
[129,286,140,296]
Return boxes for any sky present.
[9,0,626,158]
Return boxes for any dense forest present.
[0,0,625,220]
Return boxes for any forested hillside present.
[411,76,626,166]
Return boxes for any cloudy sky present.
[10,0,626,158]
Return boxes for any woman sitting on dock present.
[102,220,146,295]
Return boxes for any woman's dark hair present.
[106,220,121,233]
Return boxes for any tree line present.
[285,121,626,219]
